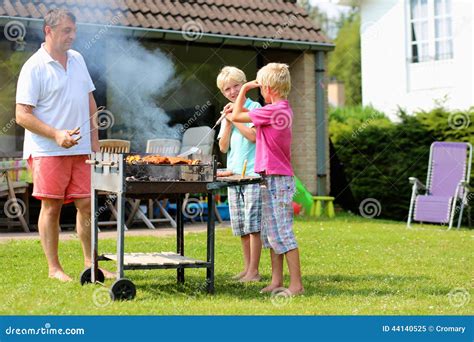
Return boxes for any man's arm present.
[89,93,99,152]
[15,104,78,148]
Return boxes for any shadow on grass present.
[109,271,432,301]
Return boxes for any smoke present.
[80,31,183,152]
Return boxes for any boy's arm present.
[233,123,256,143]
[218,119,232,153]
[228,81,260,123]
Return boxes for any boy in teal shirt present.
[217,66,262,282]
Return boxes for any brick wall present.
[288,52,318,194]
[262,50,329,195]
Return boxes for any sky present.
[309,0,352,19]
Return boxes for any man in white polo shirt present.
[15,9,109,281]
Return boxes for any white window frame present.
[407,0,453,63]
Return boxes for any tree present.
[298,0,331,37]
[328,13,362,106]
[298,1,362,105]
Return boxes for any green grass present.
[0,214,472,315]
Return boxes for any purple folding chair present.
[407,142,472,229]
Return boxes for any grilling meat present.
[126,154,200,165]
[217,170,234,177]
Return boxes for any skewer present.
[70,126,82,141]
[241,159,247,178]
[194,111,226,148]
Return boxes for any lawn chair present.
[146,138,181,156]
[407,142,472,230]
[99,139,130,153]
[180,126,215,156]
[126,139,181,229]
[179,127,222,223]
[0,158,31,232]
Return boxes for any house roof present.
[0,0,333,49]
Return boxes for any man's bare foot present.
[239,273,262,283]
[260,283,283,293]
[100,268,116,279]
[49,270,72,282]
[231,270,247,280]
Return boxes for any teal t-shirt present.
[218,98,261,176]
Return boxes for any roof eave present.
[0,16,335,51]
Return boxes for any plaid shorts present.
[261,175,297,254]
[228,183,262,236]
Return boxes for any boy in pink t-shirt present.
[227,63,303,296]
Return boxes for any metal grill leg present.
[117,192,125,279]
[177,195,184,284]
[91,189,99,282]
[206,192,215,294]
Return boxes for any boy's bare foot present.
[239,273,262,283]
[231,270,247,280]
[260,283,283,293]
[287,287,305,296]
[49,270,72,282]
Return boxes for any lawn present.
[0,214,472,315]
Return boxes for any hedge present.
[330,106,473,223]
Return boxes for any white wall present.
[361,0,473,119]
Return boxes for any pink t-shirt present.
[248,100,294,176]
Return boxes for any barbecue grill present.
[80,152,261,300]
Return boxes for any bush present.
[330,106,473,222]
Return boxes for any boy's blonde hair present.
[256,63,291,98]
[216,66,247,92]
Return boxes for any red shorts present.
[28,155,91,204]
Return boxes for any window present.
[409,0,453,63]
[434,0,453,60]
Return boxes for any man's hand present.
[54,129,79,149]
